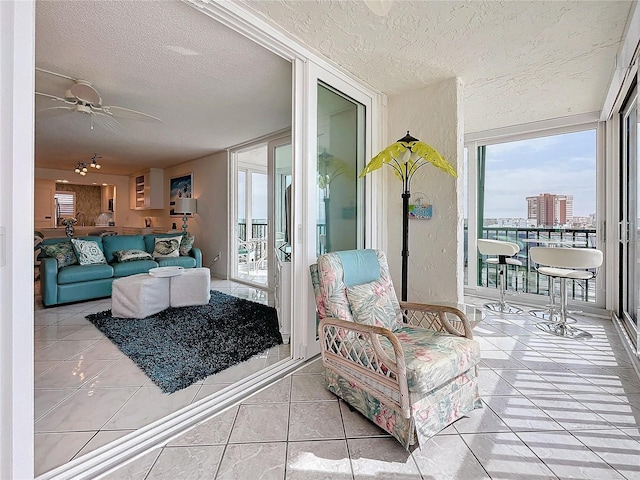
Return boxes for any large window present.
[469,127,600,304]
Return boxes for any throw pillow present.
[70,238,107,265]
[179,235,195,256]
[346,279,401,332]
[113,249,154,262]
[42,242,78,268]
[153,236,181,258]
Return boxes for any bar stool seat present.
[478,239,523,314]
[529,247,602,339]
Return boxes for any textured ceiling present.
[35,0,292,176]
[242,0,634,133]
[35,0,634,177]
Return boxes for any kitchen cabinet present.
[35,179,55,229]
[130,168,163,210]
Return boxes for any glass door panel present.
[232,144,269,286]
[620,86,639,348]
[316,83,365,256]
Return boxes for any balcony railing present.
[471,226,598,303]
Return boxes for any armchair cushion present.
[385,327,481,393]
[346,279,401,331]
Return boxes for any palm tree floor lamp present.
[360,131,457,301]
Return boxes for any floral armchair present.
[310,249,481,449]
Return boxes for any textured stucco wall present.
[386,78,464,304]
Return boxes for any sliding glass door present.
[619,85,639,349]
[231,144,269,286]
[316,83,366,256]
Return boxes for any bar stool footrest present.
[535,321,592,339]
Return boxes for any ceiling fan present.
[35,68,162,133]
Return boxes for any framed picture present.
[169,173,193,216]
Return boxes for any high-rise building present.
[526,193,574,227]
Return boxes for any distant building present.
[526,193,573,227]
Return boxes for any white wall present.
[162,152,229,278]
[386,78,464,304]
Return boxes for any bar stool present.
[477,239,523,314]
[529,247,603,339]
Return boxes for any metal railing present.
[470,226,598,302]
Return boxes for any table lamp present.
[175,198,197,234]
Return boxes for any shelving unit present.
[129,168,164,210]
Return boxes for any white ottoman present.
[111,273,170,318]
[170,267,211,307]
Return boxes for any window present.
[470,127,599,304]
[54,191,75,218]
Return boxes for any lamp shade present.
[175,197,197,214]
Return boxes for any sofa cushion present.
[57,264,114,285]
[113,249,153,262]
[42,242,78,268]
[102,235,145,263]
[144,233,185,254]
[152,236,181,258]
[156,256,197,268]
[112,259,159,278]
[71,238,107,265]
[381,327,481,394]
[179,234,195,256]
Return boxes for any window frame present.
[464,118,606,311]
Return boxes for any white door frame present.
[0,2,36,479]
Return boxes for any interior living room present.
[2,0,640,479]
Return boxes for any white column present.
[386,78,465,304]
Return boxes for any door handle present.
[619,221,629,243]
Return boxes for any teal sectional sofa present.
[39,233,202,307]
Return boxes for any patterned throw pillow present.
[179,235,195,256]
[113,249,154,263]
[42,242,78,268]
[153,236,181,258]
[346,279,401,332]
[70,239,107,265]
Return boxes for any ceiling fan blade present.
[92,111,125,134]
[35,91,77,105]
[35,67,76,82]
[101,105,162,123]
[37,106,76,119]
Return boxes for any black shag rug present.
[86,290,283,394]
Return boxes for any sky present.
[482,129,596,218]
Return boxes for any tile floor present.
[35,284,640,479]
[101,300,640,480]
[34,278,289,477]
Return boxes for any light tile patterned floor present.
[35,286,640,479]
[33,278,287,477]
[103,301,640,480]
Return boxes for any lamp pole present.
[398,133,417,302]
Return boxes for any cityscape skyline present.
[483,129,596,219]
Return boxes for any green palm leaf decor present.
[360,133,457,180]
[359,131,457,302]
